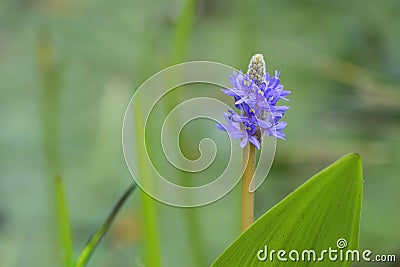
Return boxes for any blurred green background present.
[0,0,399,266]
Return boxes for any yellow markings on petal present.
[244,80,250,86]
[250,108,255,113]
[257,89,263,95]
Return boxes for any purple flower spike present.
[218,54,291,149]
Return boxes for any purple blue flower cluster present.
[217,54,291,149]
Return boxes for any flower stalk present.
[241,142,256,232]
[217,53,291,232]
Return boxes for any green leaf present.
[74,184,136,267]
[212,153,363,267]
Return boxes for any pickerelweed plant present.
[71,54,363,266]
[217,54,291,231]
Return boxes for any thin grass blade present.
[74,183,137,267]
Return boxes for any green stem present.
[55,176,74,267]
[169,1,206,265]
[134,98,162,267]
[37,30,74,267]
[171,0,197,64]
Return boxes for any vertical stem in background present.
[241,143,255,232]
[134,98,161,267]
[171,0,197,64]
[55,176,74,266]
[37,30,73,267]
[169,1,205,266]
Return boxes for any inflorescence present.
[217,54,291,149]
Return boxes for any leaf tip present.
[339,153,363,185]
[340,152,362,166]
[348,152,361,160]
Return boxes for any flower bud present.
[247,54,266,86]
